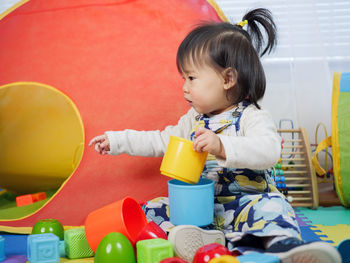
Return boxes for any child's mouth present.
[185,98,192,106]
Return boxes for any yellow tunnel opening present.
[0,82,84,219]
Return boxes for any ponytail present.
[242,8,277,57]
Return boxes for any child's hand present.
[193,127,226,159]
[88,134,110,155]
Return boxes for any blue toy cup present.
[168,178,214,226]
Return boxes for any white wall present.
[1,0,349,142]
[215,0,350,143]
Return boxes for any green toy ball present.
[94,232,136,263]
[31,219,64,240]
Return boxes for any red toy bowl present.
[193,243,231,263]
[85,197,147,252]
[135,221,167,242]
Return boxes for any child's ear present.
[222,68,237,90]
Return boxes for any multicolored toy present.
[313,72,350,207]
[277,128,319,209]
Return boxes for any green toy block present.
[64,227,94,259]
[136,238,174,263]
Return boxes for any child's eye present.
[189,76,195,81]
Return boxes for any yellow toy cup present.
[160,136,208,184]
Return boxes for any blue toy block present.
[59,240,65,257]
[0,235,5,262]
[136,238,174,263]
[237,252,280,263]
[27,233,59,263]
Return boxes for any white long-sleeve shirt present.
[106,104,281,170]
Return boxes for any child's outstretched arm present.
[89,108,197,157]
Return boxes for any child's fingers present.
[100,140,109,150]
[88,137,97,146]
[94,143,101,153]
[195,127,208,137]
[193,136,206,152]
[88,135,104,146]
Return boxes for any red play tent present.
[0,0,225,231]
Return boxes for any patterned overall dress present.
[144,101,301,250]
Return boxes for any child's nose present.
[182,82,189,93]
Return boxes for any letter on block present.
[137,238,174,263]
[64,228,94,259]
[27,233,59,263]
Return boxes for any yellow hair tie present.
[237,19,248,28]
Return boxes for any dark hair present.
[176,8,277,109]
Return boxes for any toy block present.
[32,192,47,202]
[16,194,33,207]
[0,235,5,262]
[237,252,280,263]
[59,240,65,257]
[137,238,174,263]
[16,192,47,207]
[64,228,94,259]
[27,233,59,263]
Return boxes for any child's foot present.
[266,237,341,263]
[168,225,225,262]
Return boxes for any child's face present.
[181,62,234,115]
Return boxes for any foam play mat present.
[295,206,350,246]
[1,206,349,262]
[0,0,226,230]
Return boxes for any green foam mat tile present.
[296,206,350,226]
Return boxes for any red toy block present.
[16,194,33,207]
[16,192,47,207]
[32,192,47,202]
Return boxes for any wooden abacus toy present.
[274,128,319,209]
